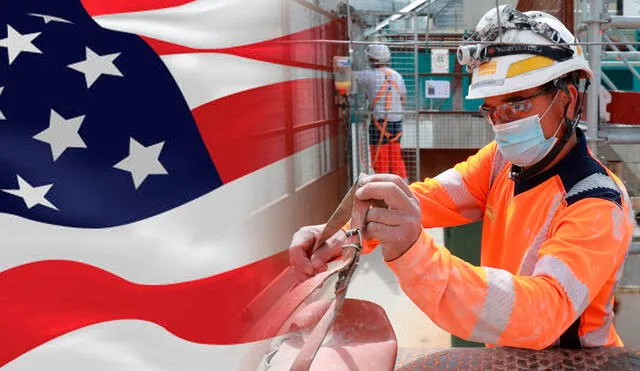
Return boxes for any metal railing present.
[342,0,640,188]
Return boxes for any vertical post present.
[346,0,352,53]
[587,0,601,156]
[346,0,355,184]
[281,0,296,196]
[425,10,433,181]
[423,12,432,113]
[564,0,575,32]
[424,12,435,176]
[413,13,421,182]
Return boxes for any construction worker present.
[289,6,635,350]
[354,44,408,181]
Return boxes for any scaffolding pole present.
[601,71,619,91]
[602,36,640,82]
[612,28,638,52]
[599,126,640,144]
[604,51,640,60]
[413,13,421,182]
[586,0,602,156]
[603,16,640,29]
[602,61,640,67]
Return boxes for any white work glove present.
[288,174,422,281]
[356,174,422,261]
[288,224,347,282]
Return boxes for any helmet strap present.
[509,77,588,181]
[509,119,573,181]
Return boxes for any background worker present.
[290,6,635,350]
[354,44,408,181]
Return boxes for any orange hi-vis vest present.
[365,130,635,350]
[371,68,403,144]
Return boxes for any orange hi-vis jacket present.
[371,130,635,350]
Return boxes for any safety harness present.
[370,68,403,164]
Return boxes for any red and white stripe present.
[4,0,345,369]
[4,322,272,371]
[160,54,329,110]
[87,0,312,48]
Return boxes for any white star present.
[0,25,42,65]
[28,13,73,25]
[0,87,5,120]
[33,109,87,161]
[114,138,168,189]
[2,175,58,210]
[68,47,123,88]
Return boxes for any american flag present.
[0,0,344,369]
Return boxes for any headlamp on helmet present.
[457,5,573,69]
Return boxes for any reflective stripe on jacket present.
[374,129,635,349]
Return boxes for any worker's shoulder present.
[389,68,405,80]
[558,155,623,209]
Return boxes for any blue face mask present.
[491,94,562,167]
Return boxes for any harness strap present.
[373,119,403,142]
[247,180,362,342]
[370,68,403,168]
[290,179,371,371]
[370,68,401,112]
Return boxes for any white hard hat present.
[366,44,391,63]
[459,5,592,99]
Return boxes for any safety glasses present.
[479,86,558,124]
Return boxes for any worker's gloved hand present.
[356,174,422,261]
[289,224,347,282]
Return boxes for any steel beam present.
[603,16,640,29]
[602,61,640,67]
[599,126,640,144]
[605,51,640,60]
